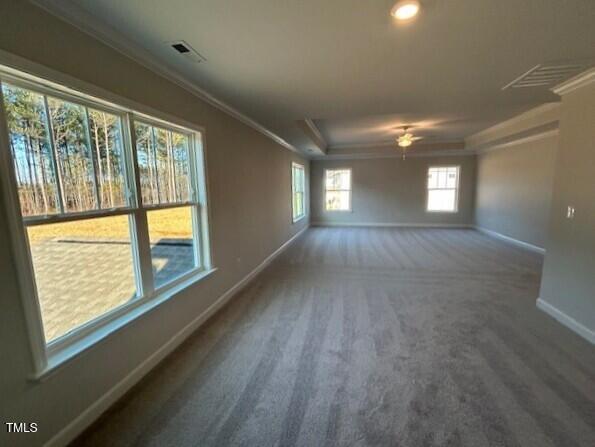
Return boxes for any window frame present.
[0,61,213,377]
[324,168,352,212]
[291,161,306,223]
[426,165,461,214]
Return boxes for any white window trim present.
[0,56,213,379]
[324,168,352,212]
[425,165,461,214]
[291,161,306,223]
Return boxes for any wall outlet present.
[566,206,575,219]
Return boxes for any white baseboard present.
[45,225,309,447]
[537,298,595,345]
[474,226,545,254]
[311,221,473,228]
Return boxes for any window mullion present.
[126,115,154,298]
[42,95,66,214]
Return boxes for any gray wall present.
[0,1,308,445]
[539,81,595,336]
[475,135,558,248]
[311,155,476,226]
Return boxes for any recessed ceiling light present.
[391,0,420,21]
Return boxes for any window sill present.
[29,267,217,382]
[292,214,306,224]
[426,210,459,214]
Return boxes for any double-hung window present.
[291,162,305,222]
[325,168,351,211]
[0,66,211,370]
[427,166,460,212]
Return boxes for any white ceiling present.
[43,0,595,155]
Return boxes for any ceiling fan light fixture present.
[391,0,420,21]
[397,133,413,147]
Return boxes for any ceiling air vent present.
[169,40,206,63]
[502,60,592,90]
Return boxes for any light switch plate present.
[566,206,575,219]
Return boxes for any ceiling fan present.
[397,126,423,147]
[396,126,423,158]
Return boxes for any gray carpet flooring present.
[74,227,595,447]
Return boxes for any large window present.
[427,166,460,212]
[0,68,211,358]
[291,162,305,222]
[325,168,351,211]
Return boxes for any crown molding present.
[296,118,327,155]
[312,148,475,161]
[329,141,396,150]
[474,128,559,155]
[304,119,327,151]
[30,0,300,154]
[328,138,463,151]
[552,67,595,96]
[465,102,560,147]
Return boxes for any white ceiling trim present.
[312,149,475,161]
[328,138,464,151]
[30,0,300,154]
[552,67,595,96]
[466,103,559,145]
[303,119,328,152]
[329,141,397,150]
[474,128,559,154]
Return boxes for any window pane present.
[326,190,350,211]
[446,168,458,188]
[340,170,351,190]
[326,169,350,190]
[437,169,447,188]
[88,109,128,208]
[292,166,300,192]
[297,192,304,216]
[135,122,157,205]
[135,122,191,205]
[428,169,438,189]
[172,132,191,202]
[293,193,298,218]
[152,127,169,204]
[2,83,60,217]
[48,97,98,213]
[428,189,456,211]
[147,206,196,288]
[292,164,305,220]
[293,191,304,219]
[26,215,138,342]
